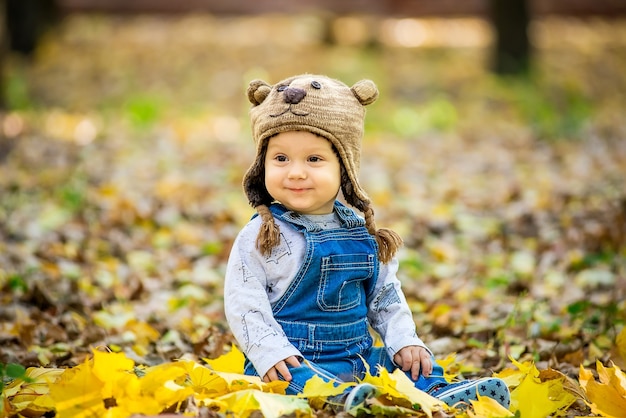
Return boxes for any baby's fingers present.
[410,359,422,380]
[420,358,432,377]
[394,350,412,372]
[275,361,293,381]
[263,368,279,383]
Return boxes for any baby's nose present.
[288,161,306,178]
[283,87,306,104]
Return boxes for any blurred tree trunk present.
[6,0,59,55]
[1,0,7,110]
[0,0,59,110]
[489,0,531,75]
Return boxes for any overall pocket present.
[317,253,375,311]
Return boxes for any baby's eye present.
[308,156,322,162]
[276,155,288,162]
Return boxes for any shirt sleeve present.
[223,218,303,378]
[366,257,431,360]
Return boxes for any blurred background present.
[0,0,625,376]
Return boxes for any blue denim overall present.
[244,201,447,395]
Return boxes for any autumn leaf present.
[136,361,194,412]
[203,343,245,373]
[49,361,107,418]
[435,354,463,382]
[579,360,626,417]
[215,370,289,394]
[300,374,355,409]
[114,396,164,418]
[362,367,448,418]
[49,351,176,418]
[215,388,311,418]
[303,364,449,416]
[91,350,135,399]
[468,394,514,418]
[495,357,535,389]
[507,360,577,418]
[180,360,231,397]
[2,367,64,417]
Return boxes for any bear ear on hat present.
[247,80,272,106]
[351,79,379,106]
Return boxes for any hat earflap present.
[243,142,273,208]
[242,141,281,256]
[340,164,368,212]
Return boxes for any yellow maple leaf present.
[48,351,167,418]
[579,361,626,418]
[3,367,64,416]
[362,367,447,418]
[216,388,311,418]
[178,359,268,400]
[154,379,194,411]
[49,362,106,418]
[214,370,289,394]
[139,361,192,409]
[93,362,162,417]
[300,374,354,409]
[495,357,536,390]
[509,356,537,375]
[468,394,514,418]
[104,402,158,418]
[598,361,626,394]
[179,360,230,397]
[91,350,135,399]
[510,363,576,418]
[436,354,461,382]
[301,374,354,396]
[203,343,245,373]
[494,367,526,389]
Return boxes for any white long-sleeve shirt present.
[223,211,428,379]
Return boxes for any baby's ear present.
[247,80,272,105]
[351,79,379,106]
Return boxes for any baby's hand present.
[393,346,433,380]
[262,356,301,383]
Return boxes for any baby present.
[224,74,510,412]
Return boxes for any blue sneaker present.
[343,383,379,410]
[428,377,510,409]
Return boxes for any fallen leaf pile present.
[1,13,625,417]
[3,337,626,418]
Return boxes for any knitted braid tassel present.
[255,204,281,256]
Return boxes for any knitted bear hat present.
[243,74,402,263]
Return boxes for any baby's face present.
[264,131,341,215]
